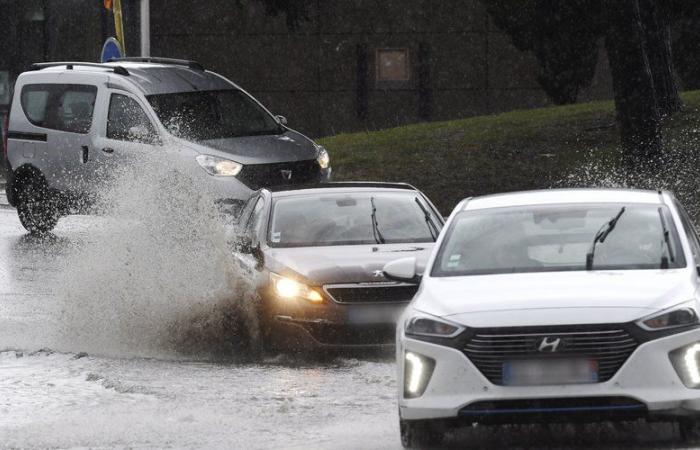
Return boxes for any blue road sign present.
[101,37,123,63]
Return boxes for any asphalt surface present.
[0,208,697,449]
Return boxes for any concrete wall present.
[0,0,613,137]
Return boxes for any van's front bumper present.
[398,327,700,422]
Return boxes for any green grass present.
[320,91,700,214]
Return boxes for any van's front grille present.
[463,326,639,385]
[324,283,418,304]
[237,159,321,190]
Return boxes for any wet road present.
[0,207,695,449]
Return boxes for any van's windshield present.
[147,89,283,141]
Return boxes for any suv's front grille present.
[237,159,321,190]
[324,283,418,304]
[463,326,639,385]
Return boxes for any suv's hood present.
[194,129,317,165]
[414,270,696,327]
[266,244,434,285]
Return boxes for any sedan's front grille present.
[237,159,321,190]
[463,326,639,385]
[324,283,418,304]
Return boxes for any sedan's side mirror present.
[276,115,288,126]
[383,257,421,284]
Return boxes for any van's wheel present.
[16,176,59,235]
[400,419,444,448]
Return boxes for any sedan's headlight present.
[405,315,464,338]
[270,273,323,303]
[316,146,330,170]
[637,303,699,331]
[196,155,243,177]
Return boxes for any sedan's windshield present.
[269,193,440,247]
[147,89,282,141]
[432,203,686,277]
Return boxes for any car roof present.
[462,188,665,211]
[265,182,419,197]
[24,61,235,95]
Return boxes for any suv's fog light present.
[404,351,435,398]
[670,343,700,388]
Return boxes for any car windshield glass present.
[147,89,282,141]
[432,203,686,277]
[269,193,440,247]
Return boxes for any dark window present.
[674,199,700,264]
[147,90,282,142]
[107,94,158,144]
[376,48,410,82]
[20,84,97,134]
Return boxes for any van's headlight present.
[316,146,330,170]
[637,303,699,331]
[405,316,464,338]
[270,273,323,303]
[196,155,243,177]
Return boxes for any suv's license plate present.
[503,359,598,386]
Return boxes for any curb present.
[0,185,9,209]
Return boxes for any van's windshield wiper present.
[658,207,674,269]
[370,197,386,244]
[414,197,439,241]
[586,206,626,270]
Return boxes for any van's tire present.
[16,176,59,235]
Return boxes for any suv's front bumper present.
[398,327,700,422]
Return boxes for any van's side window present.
[107,94,158,144]
[20,84,97,134]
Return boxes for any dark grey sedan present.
[232,182,443,350]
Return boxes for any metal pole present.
[113,0,126,55]
[140,0,150,56]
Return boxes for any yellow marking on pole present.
[113,0,126,56]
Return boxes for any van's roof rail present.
[108,57,205,71]
[31,62,130,76]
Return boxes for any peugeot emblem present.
[538,337,562,353]
[373,270,384,278]
[281,169,293,181]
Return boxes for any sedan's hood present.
[414,269,696,327]
[266,244,434,285]
[197,130,317,165]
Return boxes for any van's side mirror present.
[129,125,159,145]
[275,115,288,126]
[383,257,421,284]
[236,235,253,254]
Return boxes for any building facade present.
[0,0,613,137]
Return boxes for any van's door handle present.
[102,147,114,154]
[81,146,89,163]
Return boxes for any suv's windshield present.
[432,203,686,277]
[269,193,440,247]
[147,89,282,141]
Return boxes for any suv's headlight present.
[316,146,330,170]
[270,273,323,303]
[196,155,243,177]
[405,315,464,338]
[637,302,699,331]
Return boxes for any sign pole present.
[113,0,126,56]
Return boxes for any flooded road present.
[0,208,695,449]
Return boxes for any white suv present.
[4,58,331,233]
[385,189,700,447]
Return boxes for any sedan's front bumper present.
[398,327,700,422]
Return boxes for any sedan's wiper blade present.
[414,197,439,241]
[658,207,674,269]
[586,206,626,270]
[370,197,386,244]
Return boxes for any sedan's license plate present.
[503,359,598,386]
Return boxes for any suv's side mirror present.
[275,115,288,126]
[383,257,421,284]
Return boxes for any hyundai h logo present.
[281,169,293,181]
[538,337,562,352]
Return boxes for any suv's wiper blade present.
[586,206,626,270]
[414,197,439,241]
[658,207,674,269]
[370,197,386,244]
